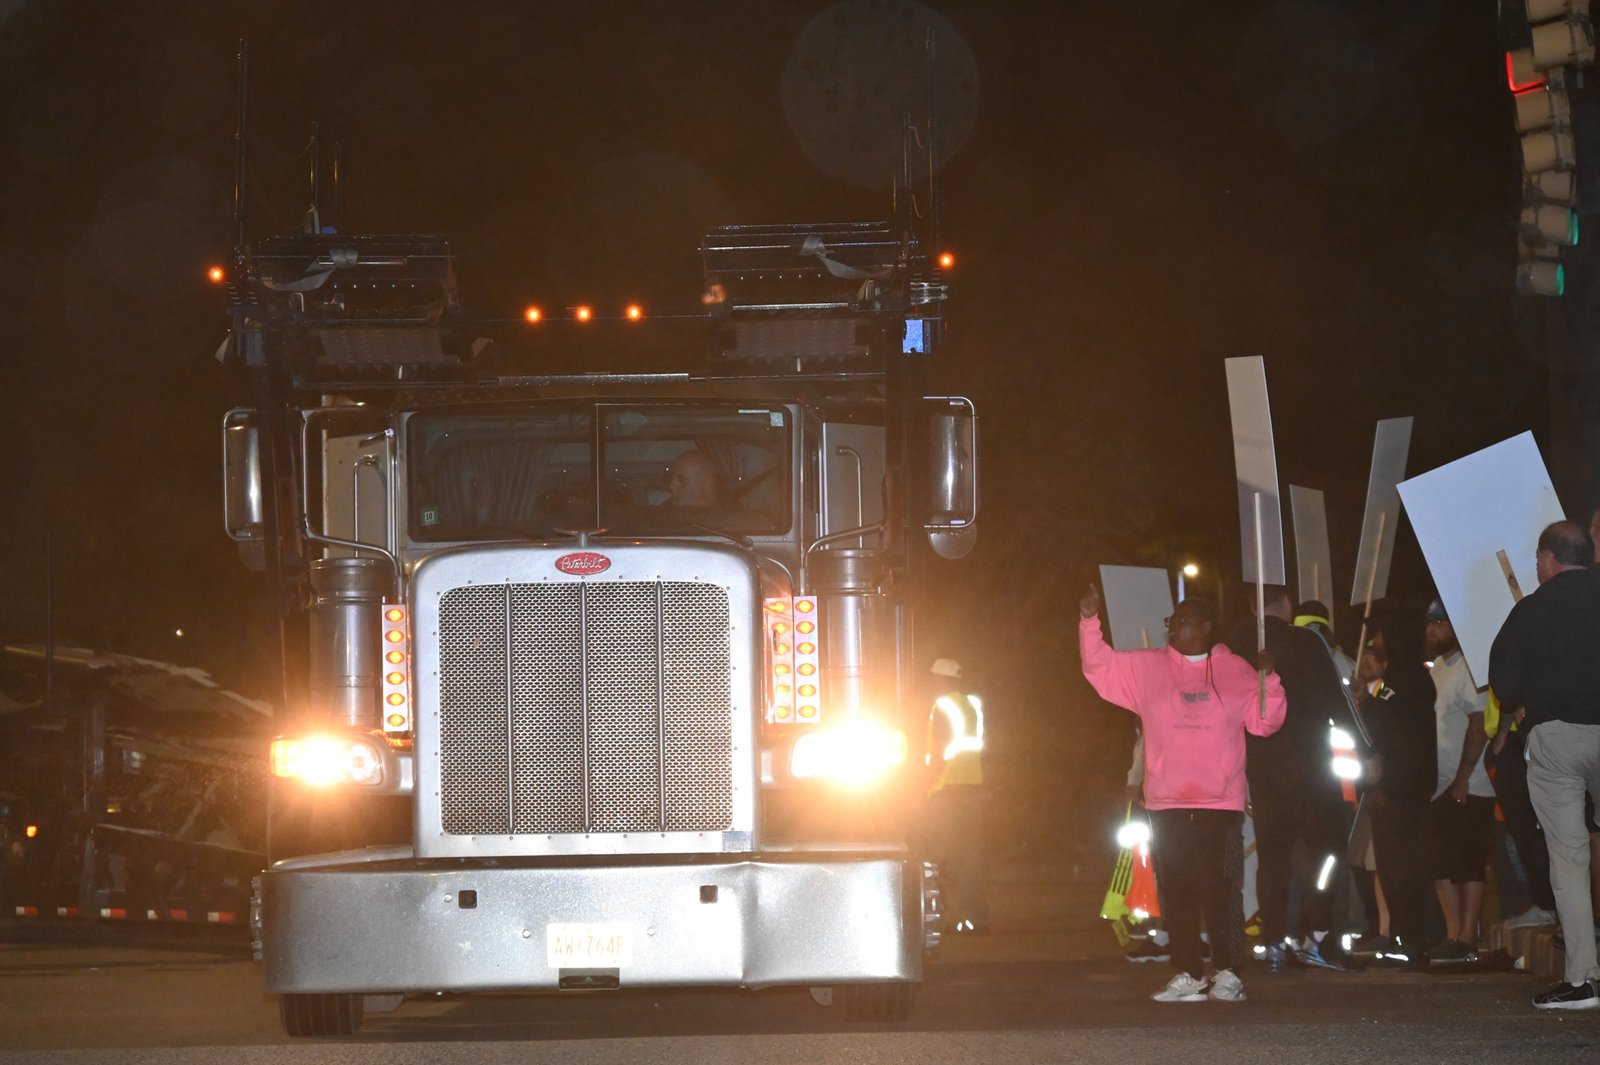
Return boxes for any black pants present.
[922,786,989,928]
[1369,793,1429,950]
[1149,808,1246,976]
[1253,778,1352,942]
[1489,729,1557,911]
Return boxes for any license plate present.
[547,922,631,968]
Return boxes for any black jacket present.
[1231,615,1356,789]
[1360,673,1437,808]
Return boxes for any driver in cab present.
[664,450,726,509]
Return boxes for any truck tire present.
[834,981,915,1022]
[279,992,364,1037]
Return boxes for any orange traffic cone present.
[1124,842,1160,920]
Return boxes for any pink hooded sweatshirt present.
[1080,615,1286,812]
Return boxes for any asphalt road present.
[3,867,1598,1064]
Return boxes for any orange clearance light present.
[385,607,404,622]
[386,672,405,686]
[796,620,815,635]
[772,622,790,635]
[386,649,405,664]
[575,305,593,322]
[795,599,815,613]
[797,662,816,676]
[25,824,38,839]
[798,684,817,697]
[386,692,406,706]
[797,641,816,655]
[207,265,226,284]
[799,705,819,719]
[775,706,793,720]
[524,305,543,323]
[625,303,643,320]
[766,600,790,613]
[776,683,792,697]
[774,662,792,675]
[938,251,955,269]
[386,630,404,643]
[776,643,792,656]
[386,713,407,728]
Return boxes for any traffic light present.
[1508,2,1595,295]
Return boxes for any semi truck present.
[219,219,978,1036]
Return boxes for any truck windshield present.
[408,404,790,542]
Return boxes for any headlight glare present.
[1115,819,1152,850]
[1332,755,1363,781]
[790,718,907,785]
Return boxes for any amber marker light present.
[524,306,543,323]
[385,608,405,622]
[938,251,956,269]
[206,265,226,284]
[386,693,406,706]
[796,620,815,635]
[385,630,404,643]
[626,303,643,321]
[386,650,405,664]
[575,305,593,322]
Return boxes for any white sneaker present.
[1208,968,1246,1002]
[1504,906,1559,929]
[1152,972,1210,1002]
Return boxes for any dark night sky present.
[0,0,1546,793]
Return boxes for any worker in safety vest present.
[924,658,988,933]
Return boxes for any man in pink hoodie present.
[1080,584,1286,1003]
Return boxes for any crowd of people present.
[1078,519,1600,1010]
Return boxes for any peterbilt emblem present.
[555,551,611,576]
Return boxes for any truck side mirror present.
[922,396,978,560]
[223,408,266,571]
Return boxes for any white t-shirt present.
[1432,651,1493,799]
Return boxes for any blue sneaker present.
[1297,937,1362,972]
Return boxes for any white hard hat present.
[930,657,963,678]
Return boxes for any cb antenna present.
[233,38,249,262]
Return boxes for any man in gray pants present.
[1489,521,1600,1010]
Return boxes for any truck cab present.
[221,221,977,1035]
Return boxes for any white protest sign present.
[1099,565,1175,651]
[1396,431,1564,686]
[1225,356,1285,584]
[1349,417,1412,608]
[1290,485,1333,607]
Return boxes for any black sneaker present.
[1533,979,1600,1011]
[1429,938,1476,963]
[1125,937,1171,963]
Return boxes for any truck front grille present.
[435,581,733,835]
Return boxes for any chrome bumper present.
[257,846,935,994]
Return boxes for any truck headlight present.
[271,735,385,787]
[789,718,907,785]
